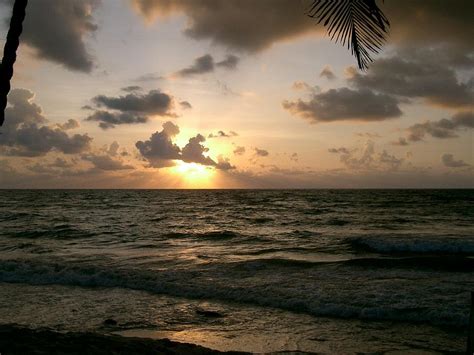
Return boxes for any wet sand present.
[0,325,247,355]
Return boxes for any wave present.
[3,224,95,240]
[0,259,469,327]
[231,255,474,272]
[162,230,245,241]
[348,236,474,255]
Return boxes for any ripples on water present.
[0,189,473,352]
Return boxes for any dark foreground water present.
[0,189,473,353]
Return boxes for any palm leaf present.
[307,0,389,70]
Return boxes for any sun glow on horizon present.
[171,161,216,188]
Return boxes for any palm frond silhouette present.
[307,0,390,70]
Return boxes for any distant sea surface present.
[0,189,473,353]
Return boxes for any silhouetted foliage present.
[0,0,27,126]
[307,0,390,70]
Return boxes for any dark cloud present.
[441,154,470,168]
[216,55,240,70]
[130,0,318,53]
[404,111,473,143]
[283,88,402,123]
[233,146,246,156]
[208,130,238,139]
[0,89,92,156]
[384,1,474,51]
[57,119,80,131]
[319,66,336,80]
[136,121,234,169]
[328,147,350,155]
[82,154,134,171]
[175,54,239,77]
[175,54,214,77]
[355,132,381,139]
[85,89,179,128]
[179,101,192,110]
[215,156,235,171]
[329,141,404,171]
[1,0,100,72]
[391,137,409,146]
[181,134,216,166]
[254,148,269,157]
[134,73,164,82]
[135,121,182,168]
[85,110,148,130]
[50,157,75,169]
[92,90,175,116]
[290,153,298,162]
[121,86,143,93]
[349,52,474,108]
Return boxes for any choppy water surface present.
[0,189,473,353]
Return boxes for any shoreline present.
[0,325,248,355]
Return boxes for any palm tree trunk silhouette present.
[0,0,28,127]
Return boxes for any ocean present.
[0,189,473,353]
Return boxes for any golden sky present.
[0,0,472,188]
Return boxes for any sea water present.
[0,189,472,353]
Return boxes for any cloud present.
[92,90,175,115]
[134,73,164,82]
[50,157,75,169]
[328,147,350,155]
[175,54,214,77]
[174,54,239,77]
[1,89,92,156]
[135,121,182,168]
[292,81,313,91]
[283,88,402,123]
[402,111,474,143]
[355,132,381,139]
[254,148,269,157]
[181,134,216,166]
[384,1,474,51]
[82,142,134,171]
[319,65,336,80]
[349,52,474,109]
[85,89,179,129]
[216,55,240,70]
[233,146,246,156]
[216,81,240,96]
[57,119,80,131]
[179,101,192,110]
[391,137,409,146]
[208,130,238,138]
[441,154,470,168]
[329,141,404,171]
[85,110,148,129]
[1,0,100,72]
[290,153,298,162]
[130,0,319,53]
[136,121,234,169]
[215,155,236,170]
[121,86,143,93]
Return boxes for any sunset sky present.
[0,0,472,188]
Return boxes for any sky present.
[0,0,472,188]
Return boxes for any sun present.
[171,161,216,187]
